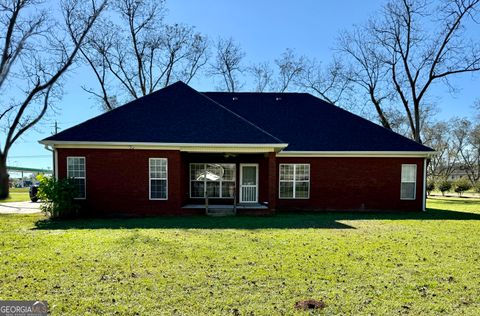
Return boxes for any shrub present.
[453,178,472,197]
[37,175,79,218]
[437,179,452,196]
[426,180,435,196]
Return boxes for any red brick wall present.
[275,157,425,211]
[56,148,190,216]
[56,148,425,215]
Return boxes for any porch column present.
[171,151,185,212]
[267,152,277,211]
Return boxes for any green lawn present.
[0,198,479,315]
[2,187,30,202]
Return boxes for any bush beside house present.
[37,175,79,218]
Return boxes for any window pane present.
[279,182,294,198]
[190,163,236,198]
[150,159,167,179]
[401,183,415,199]
[401,165,416,182]
[190,164,205,181]
[150,179,167,199]
[73,178,85,199]
[67,159,74,171]
[67,159,74,176]
[295,181,309,198]
[206,182,220,198]
[280,165,294,181]
[191,181,205,198]
[67,157,85,178]
[222,181,235,198]
[295,164,310,181]
[222,164,236,181]
[205,164,222,181]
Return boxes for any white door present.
[240,164,258,203]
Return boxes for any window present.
[149,158,168,200]
[190,163,236,198]
[401,164,417,200]
[67,157,86,199]
[279,164,310,199]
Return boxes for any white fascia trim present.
[277,151,436,158]
[39,140,288,152]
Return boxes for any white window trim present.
[67,156,86,200]
[189,163,236,199]
[400,164,417,200]
[278,163,310,199]
[149,158,168,201]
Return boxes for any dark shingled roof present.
[43,81,433,152]
[43,82,283,145]
[203,92,433,152]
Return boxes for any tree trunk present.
[413,100,422,143]
[369,92,392,130]
[0,159,9,200]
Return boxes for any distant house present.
[40,82,434,216]
[446,164,470,181]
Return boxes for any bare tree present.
[423,120,461,180]
[453,118,480,184]
[297,58,351,106]
[210,38,245,92]
[80,0,209,111]
[249,62,274,92]
[340,0,480,143]
[475,99,480,120]
[338,28,394,129]
[467,123,480,184]
[0,0,106,199]
[274,48,306,92]
[249,50,350,106]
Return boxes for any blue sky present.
[8,0,479,170]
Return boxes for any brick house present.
[40,82,434,216]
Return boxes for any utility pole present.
[54,121,58,134]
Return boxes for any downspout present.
[43,145,56,179]
[422,158,427,212]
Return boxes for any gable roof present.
[203,92,433,153]
[42,82,284,146]
[41,81,433,154]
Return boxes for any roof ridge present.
[198,91,286,144]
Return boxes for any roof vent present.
[232,97,238,101]
[276,97,282,101]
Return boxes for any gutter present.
[276,151,437,158]
[38,141,289,153]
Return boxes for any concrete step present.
[206,208,236,216]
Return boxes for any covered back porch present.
[179,152,277,215]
